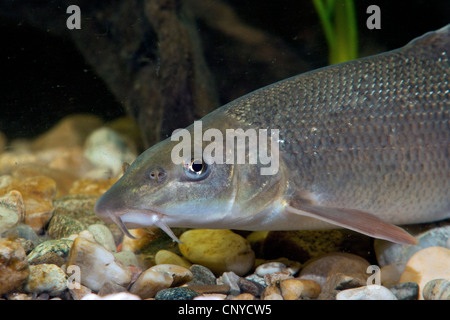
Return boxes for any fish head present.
[94,110,286,242]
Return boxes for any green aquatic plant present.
[313,0,358,64]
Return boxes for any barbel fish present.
[95,25,449,245]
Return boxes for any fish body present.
[95,25,450,244]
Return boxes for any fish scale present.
[225,26,449,225]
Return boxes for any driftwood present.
[1,0,310,147]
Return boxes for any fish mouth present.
[106,208,181,243]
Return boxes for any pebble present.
[380,262,406,287]
[299,252,370,292]
[245,273,267,288]
[178,229,255,276]
[2,224,39,244]
[155,249,192,269]
[27,239,73,264]
[113,251,139,267]
[0,238,30,295]
[98,280,128,296]
[150,264,193,287]
[389,282,419,300]
[279,279,321,300]
[262,284,283,300]
[129,268,173,299]
[82,292,141,300]
[374,221,450,267]
[194,294,227,300]
[238,277,265,297]
[155,287,199,300]
[255,261,288,277]
[232,293,257,300]
[88,224,116,252]
[217,271,241,295]
[264,271,294,286]
[0,190,25,234]
[399,246,450,299]
[422,279,450,300]
[32,114,103,151]
[48,215,87,239]
[68,177,117,196]
[187,264,217,286]
[336,285,398,300]
[23,264,68,296]
[9,176,56,233]
[67,236,131,291]
[84,127,137,177]
[68,283,92,300]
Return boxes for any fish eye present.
[184,158,210,180]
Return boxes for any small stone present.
[88,224,116,252]
[82,292,141,300]
[155,249,192,269]
[28,251,66,267]
[194,294,227,300]
[68,177,117,196]
[185,284,230,295]
[0,238,29,295]
[48,215,87,239]
[52,194,105,227]
[32,114,103,151]
[67,237,131,291]
[155,287,199,300]
[10,176,56,233]
[245,273,267,288]
[23,264,68,296]
[279,279,321,300]
[422,279,450,300]
[389,282,419,300]
[12,164,78,198]
[6,292,33,300]
[232,293,257,300]
[84,127,137,177]
[255,261,287,277]
[68,283,92,300]
[217,271,241,296]
[178,229,255,276]
[0,190,25,234]
[262,284,283,300]
[114,251,139,267]
[380,262,406,287]
[150,264,193,287]
[2,224,38,244]
[121,228,160,252]
[400,246,450,299]
[264,271,294,286]
[336,285,397,300]
[27,239,73,264]
[299,252,370,292]
[187,264,217,286]
[129,268,173,299]
[374,221,450,267]
[323,273,366,291]
[238,277,265,297]
[98,280,127,296]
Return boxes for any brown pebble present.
[280,279,321,300]
[232,293,257,300]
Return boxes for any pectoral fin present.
[286,200,417,245]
